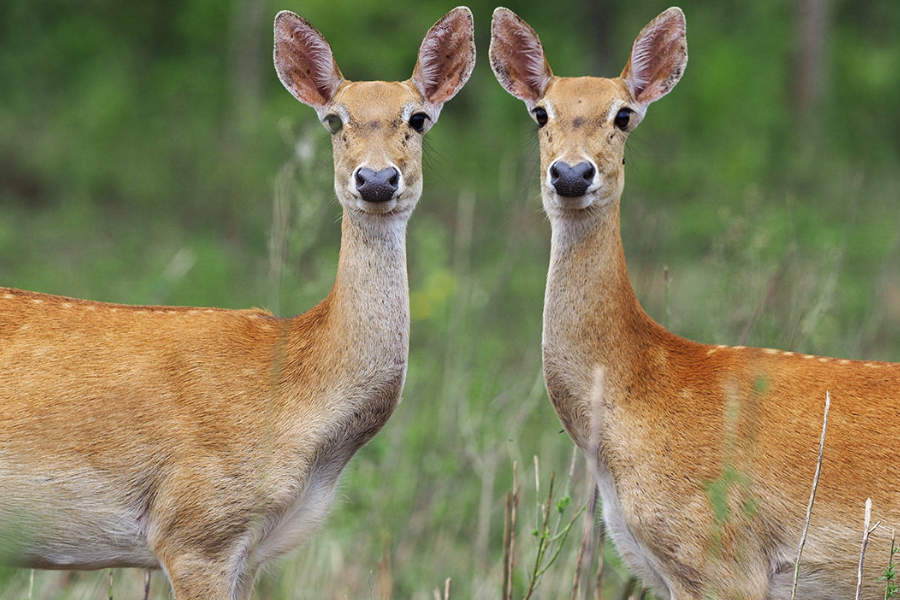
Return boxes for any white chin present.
[547,193,595,211]
[353,198,399,214]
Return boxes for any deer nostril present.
[580,163,595,182]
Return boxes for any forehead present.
[330,81,421,119]
[542,77,629,115]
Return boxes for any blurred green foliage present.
[1,0,900,598]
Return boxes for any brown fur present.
[492,7,899,599]
[0,8,474,600]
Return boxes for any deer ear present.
[621,7,687,109]
[411,7,476,109]
[489,7,553,106]
[274,11,344,110]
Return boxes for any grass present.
[3,74,900,600]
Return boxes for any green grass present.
[3,2,900,597]
[3,135,899,598]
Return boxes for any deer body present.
[0,8,474,599]
[492,8,899,599]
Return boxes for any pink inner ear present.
[626,12,686,105]
[512,27,550,96]
[415,35,444,97]
[275,13,342,108]
[414,10,474,107]
[296,27,339,99]
[490,11,551,103]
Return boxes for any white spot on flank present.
[818,358,829,363]
[31,299,43,304]
[838,359,850,365]
[763,348,778,355]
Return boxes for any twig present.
[503,491,513,600]
[27,569,34,600]
[593,521,605,600]
[143,570,151,600]
[791,390,830,599]
[618,576,637,600]
[858,498,883,600]
[570,484,599,600]
[502,462,519,600]
[434,577,450,600]
[885,530,897,600]
[523,472,556,600]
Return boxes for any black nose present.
[550,161,595,197]
[355,167,400,203]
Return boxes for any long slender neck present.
[329,210,410,352]
[282,209,410,390]
[542,200,661,444]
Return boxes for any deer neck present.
[542,200,661,445]
[329,210,410,359]
[283,210,410,408]
[335,210,409,321]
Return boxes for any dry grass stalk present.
[791,390,831,599]
[593,526,605,600]
[433,577,451,600]
[858,498,882,600]
[143,570,151,600]
[617,576,638,600]
[522,471,557,600]
[503,461,520,600]
[886,530,898,600]
[378,538,393,600]
[570,484,600,600]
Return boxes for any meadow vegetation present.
[1,0,899,597]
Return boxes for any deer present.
[0,7,474,599]
[491,6,899,599]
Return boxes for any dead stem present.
[791,390,831,599]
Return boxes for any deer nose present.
[355,167,400,203]
[549,161,595,197]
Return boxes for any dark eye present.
[532,107,548,127]
[324,114,343,134]
[409,112,429,133]
[614,108,633,131]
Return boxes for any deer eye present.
[532,107,548,127]
[324,114,343,134]
[614,108,633,131]
[408,112,429,133]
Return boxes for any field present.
[1,0,900,598]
